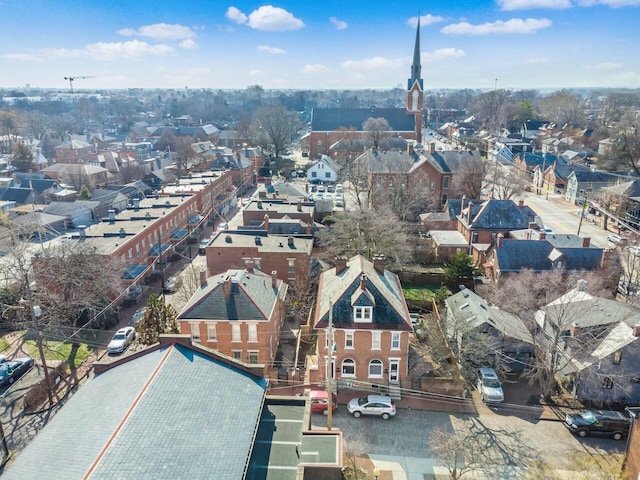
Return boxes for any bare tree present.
[492,168,526,200]
[453,156,490,199]
[60,165,92,190]
[174,136,197,176]
[252,105,301,160]
[317,206,412,269]
[614,111,640,176]
[429,427,488,479]
[390,170,440,222]
[362,117,391,151]
[538,90,583,127]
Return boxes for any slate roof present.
[2,187,34,204]
[464,200,538,230]
[493,239,603,272]
[314,255,412,331]
[358,150,419,174]
[570,170,617,183]
[266,181,308,198]
[424,150,481,174]
[43,201,90,216]
[445,287,533,344]
[179,269,286,322]
[311,107,416,132]
[3,342,268,480]
[602,179,640,197]
[516,152,561,168]
[553,164,591,180]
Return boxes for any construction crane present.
[63,75,95,93]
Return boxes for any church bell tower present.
[406,18,424,142]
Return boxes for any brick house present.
[178,267,288,378]
[242,199,314,227]
[54,139,94,164]
[205,231,313,285]
[313,255,413,392]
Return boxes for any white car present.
[607,234,624,244]
[347,395,396,419]
[477,368,504,403]
[107,326,136,354]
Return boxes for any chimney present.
[633,325,640,337]
[582,237,591,247]
[429,142,435,153]
[407,143,414,155]
[199,270,207,288]
[257,200,262,209]
[528,222,537,230]
[373,254,385,274]
[306,223,311,235]
[539,231,546,240]
[525,230,531,240]
[246,260,255,272]
[518,199,524,207]
[133,198,140,211]
[496,233,503,249]
[223,276,232,299]
[335,256,347,274]
[570,322,581,337]
[297,200,302,212]
[108,209,116,224]
[360,273,367,290]
[78,225,86,239]
[263,214,269,231]
[576,279,588,292]
[467,202,473,224]
[119,227,126,238]
[288,236,294,247]
[271,270,278,288]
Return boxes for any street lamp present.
[373,466,380,479]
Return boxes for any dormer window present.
[354,306,372,323]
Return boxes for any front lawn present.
[402,284,442,301]
[24,339,93,369]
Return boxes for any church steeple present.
[408,17,423,91]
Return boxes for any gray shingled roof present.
[357,150,418,174]
[465,200,538,230]
[179,269,285,321]
[314,255,411,330]
[493,239,603,272]
[3,344,268,480]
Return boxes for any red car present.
[309,390,337,415]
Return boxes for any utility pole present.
[326,301,334,431]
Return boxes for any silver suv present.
[347,395,396,419]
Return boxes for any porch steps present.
[387,384,402,401]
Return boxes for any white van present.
[477,368,504,403]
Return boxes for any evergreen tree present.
[11,142,34,172]
[135,294,179,346]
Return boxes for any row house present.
[54,139,95,164]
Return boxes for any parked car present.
[327,185,335,193]
[198,239,210,255]
[347,394,396,419]
[607,234,625,244]
[216,222,228,233]
[477,368,504,403]
[107,327,136,354]
[163,275,183,293]
[335,183,343,192]
[564,410,631,440]
[130,307,147,328]
[0,356,34,387]
[308,390,338,415]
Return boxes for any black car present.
[0,356,34,387]
[564,410,631,440]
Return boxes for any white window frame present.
[344,330,355,349]
[371,331,381,350]
[232,350,242,361]
[207,323,217,342]
[391,332,401,350]
[368,359,383,378]
[232,323,241,342]
[354,306,373,323]
[248,323,258,343]
[190,322,200,342]
[341,358,356,378]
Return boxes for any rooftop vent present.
[225,235,232,243]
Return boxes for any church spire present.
[408,17,423,90]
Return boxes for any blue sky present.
[1,0,639,91]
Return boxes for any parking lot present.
[310,399,625,478]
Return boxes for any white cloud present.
[407,14,445,27]
[257,45,286,54]
[441,18,552,35]
[577,0,640,6]
[247,6,304,31]
[117,23,196,40]
[341,56,405,70]
[587,62,623,70]
[40,47,86,59]
[423,48,466,62]
[1,53,37,61]
[179,39,198,49]
[302,64,331,73]
[85,40,174,60]
[330,17,347,30]
[497,0,571,10]
[249,69,265,77]
[226,6,248,24]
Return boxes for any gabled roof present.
[553,164,590,180]
[424,150,481,174]
[311,107,415,132]
[357,150,418,174]
[43,201,91,217]
[568,170,617,183]
[602,179,640,197]
[463,200,538,230]
[493,239,603,272]
[2,341,268,480]
[178,269,286,322]
[445,287,533,344]
[2,187,35,204]
[314,255,411,331]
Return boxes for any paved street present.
[313,404,625,479]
